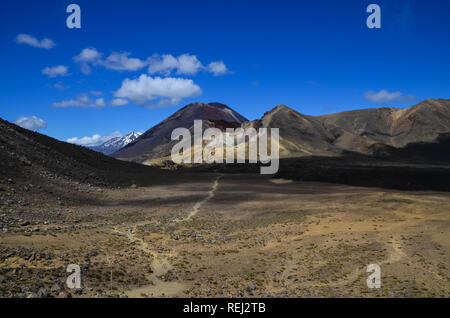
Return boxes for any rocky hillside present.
[316,99,450,153]
[244,105,337,157]
[0,118,171,211]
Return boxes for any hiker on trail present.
[142,235,145,242]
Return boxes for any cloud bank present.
[148,53,230,76]
[73,48,147,74]
[73,48,230,77]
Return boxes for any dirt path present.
[388,236,442,280]
[114,226,186,297]
[297,236,408,289]
[303,234,443,289]
[184,174,222,221]
[118,174,223,297]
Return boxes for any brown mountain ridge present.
[112,99,450,163]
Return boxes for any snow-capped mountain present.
[90,132,142,155]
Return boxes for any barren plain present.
[1,173,449,298]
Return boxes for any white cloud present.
[74,47,102,63]
[54,81,69,91]
[115,74,202,106]
[176,54,203,75]
[52,91,129,108]
[74,48,146,73]
[67,131,122,147]
[80,64,92,75]
[147,54,178,75]
[15,34,55,49]
[52,93,106,108]
[73,48,230,76]
[42,65,69,78]
[73,48,103,74]
[101,52,147,71]
[207,61,229,76]
[15,116,47,131]
[111,98,129,106]
[148,53,230,76]
[95,98,106,107]
[364,90,416,103]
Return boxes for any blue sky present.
[1,0,449,146]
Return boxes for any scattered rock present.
[88,250,98,257]
[37,288,49,298]
[50,284,60,294]
[57,291,72,298]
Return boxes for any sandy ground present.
[0,173,449,298]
